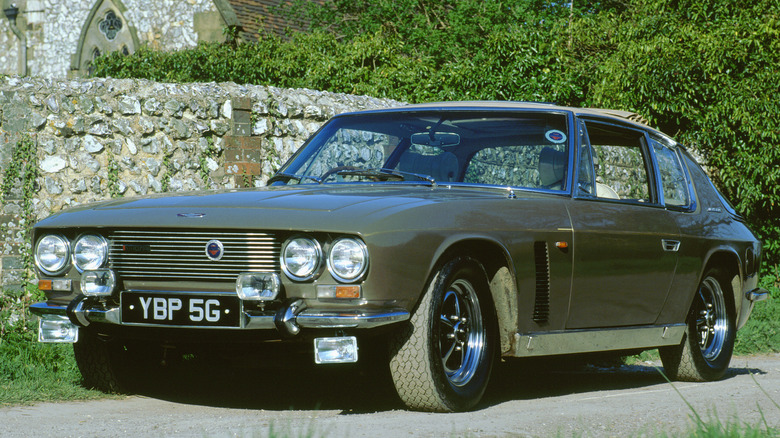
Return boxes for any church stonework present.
[0,0,228,79]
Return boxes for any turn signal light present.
[38,279,73,292]
[316,285,361,299]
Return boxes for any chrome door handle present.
[662,239,681,252]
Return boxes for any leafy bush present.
[577,0,780,264]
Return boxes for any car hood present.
[34,184,560,234]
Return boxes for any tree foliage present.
[92,0,780,265]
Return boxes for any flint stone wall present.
[0,76,401,293]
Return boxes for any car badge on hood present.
[205,240,224,261]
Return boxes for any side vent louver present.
[533,241,551,323]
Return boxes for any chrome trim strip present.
[512,324,686,357]
[29,302,68,316]
[296,308,410,329]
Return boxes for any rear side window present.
[651,139,691,208]
[581,121,652,203]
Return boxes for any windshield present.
[271,111,570,191]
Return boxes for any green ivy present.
[106,149,122,198]
[198,135,217,186]
[160,152,173,193]
[0,134,40,296]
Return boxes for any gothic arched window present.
[98,10,123,41]
[75,0,138,76]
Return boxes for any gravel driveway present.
[2,354,778,437]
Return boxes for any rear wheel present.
[389,257,496,412]
[659,268,735,381]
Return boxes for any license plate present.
[121,292,241,327]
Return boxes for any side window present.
[576,120,596,196]
[651,139,690,207]
[582,121,652,202]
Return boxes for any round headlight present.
[328,237,368,283]
[281,237,322,281]
[35,234,70,275]
[72,234,108,272]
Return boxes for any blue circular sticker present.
[545,130,567,144]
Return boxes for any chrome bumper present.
[29,298,410,340]
[737,287,770,330]
[746,287,770,303]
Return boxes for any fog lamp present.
[314,336,358,364]
[38,315,79,343]
[80,269,116,296]
[236,272,280,301]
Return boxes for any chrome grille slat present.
[109,230,280,281]
[109,250,278,258]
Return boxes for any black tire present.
[659,268,736,381]
[73,330,125,393]
[389,257,496,412]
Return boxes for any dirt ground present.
[1,353,778,437]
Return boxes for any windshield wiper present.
[267,172,323,185]
[336,168,437,186]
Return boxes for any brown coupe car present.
[30,102,768,412]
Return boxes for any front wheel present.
[73,330,125,393]
[389,257,496,412]
[659,268,736,381]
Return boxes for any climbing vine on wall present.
[198,135,218,186]
[0,133,41,298]
[106,149,122,198]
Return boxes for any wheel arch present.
[430,237,519,355]
[700,248,742,321]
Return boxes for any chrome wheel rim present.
[696,276,728,361]
[438,278,485,387]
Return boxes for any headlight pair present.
[34,234,108,275]
[281,236,368,283]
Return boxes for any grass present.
[0,316,109,406]
[735,271,780,355]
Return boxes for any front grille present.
[109,230,280,281]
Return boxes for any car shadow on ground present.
[482,356,766,409]
[118,352,766,414]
